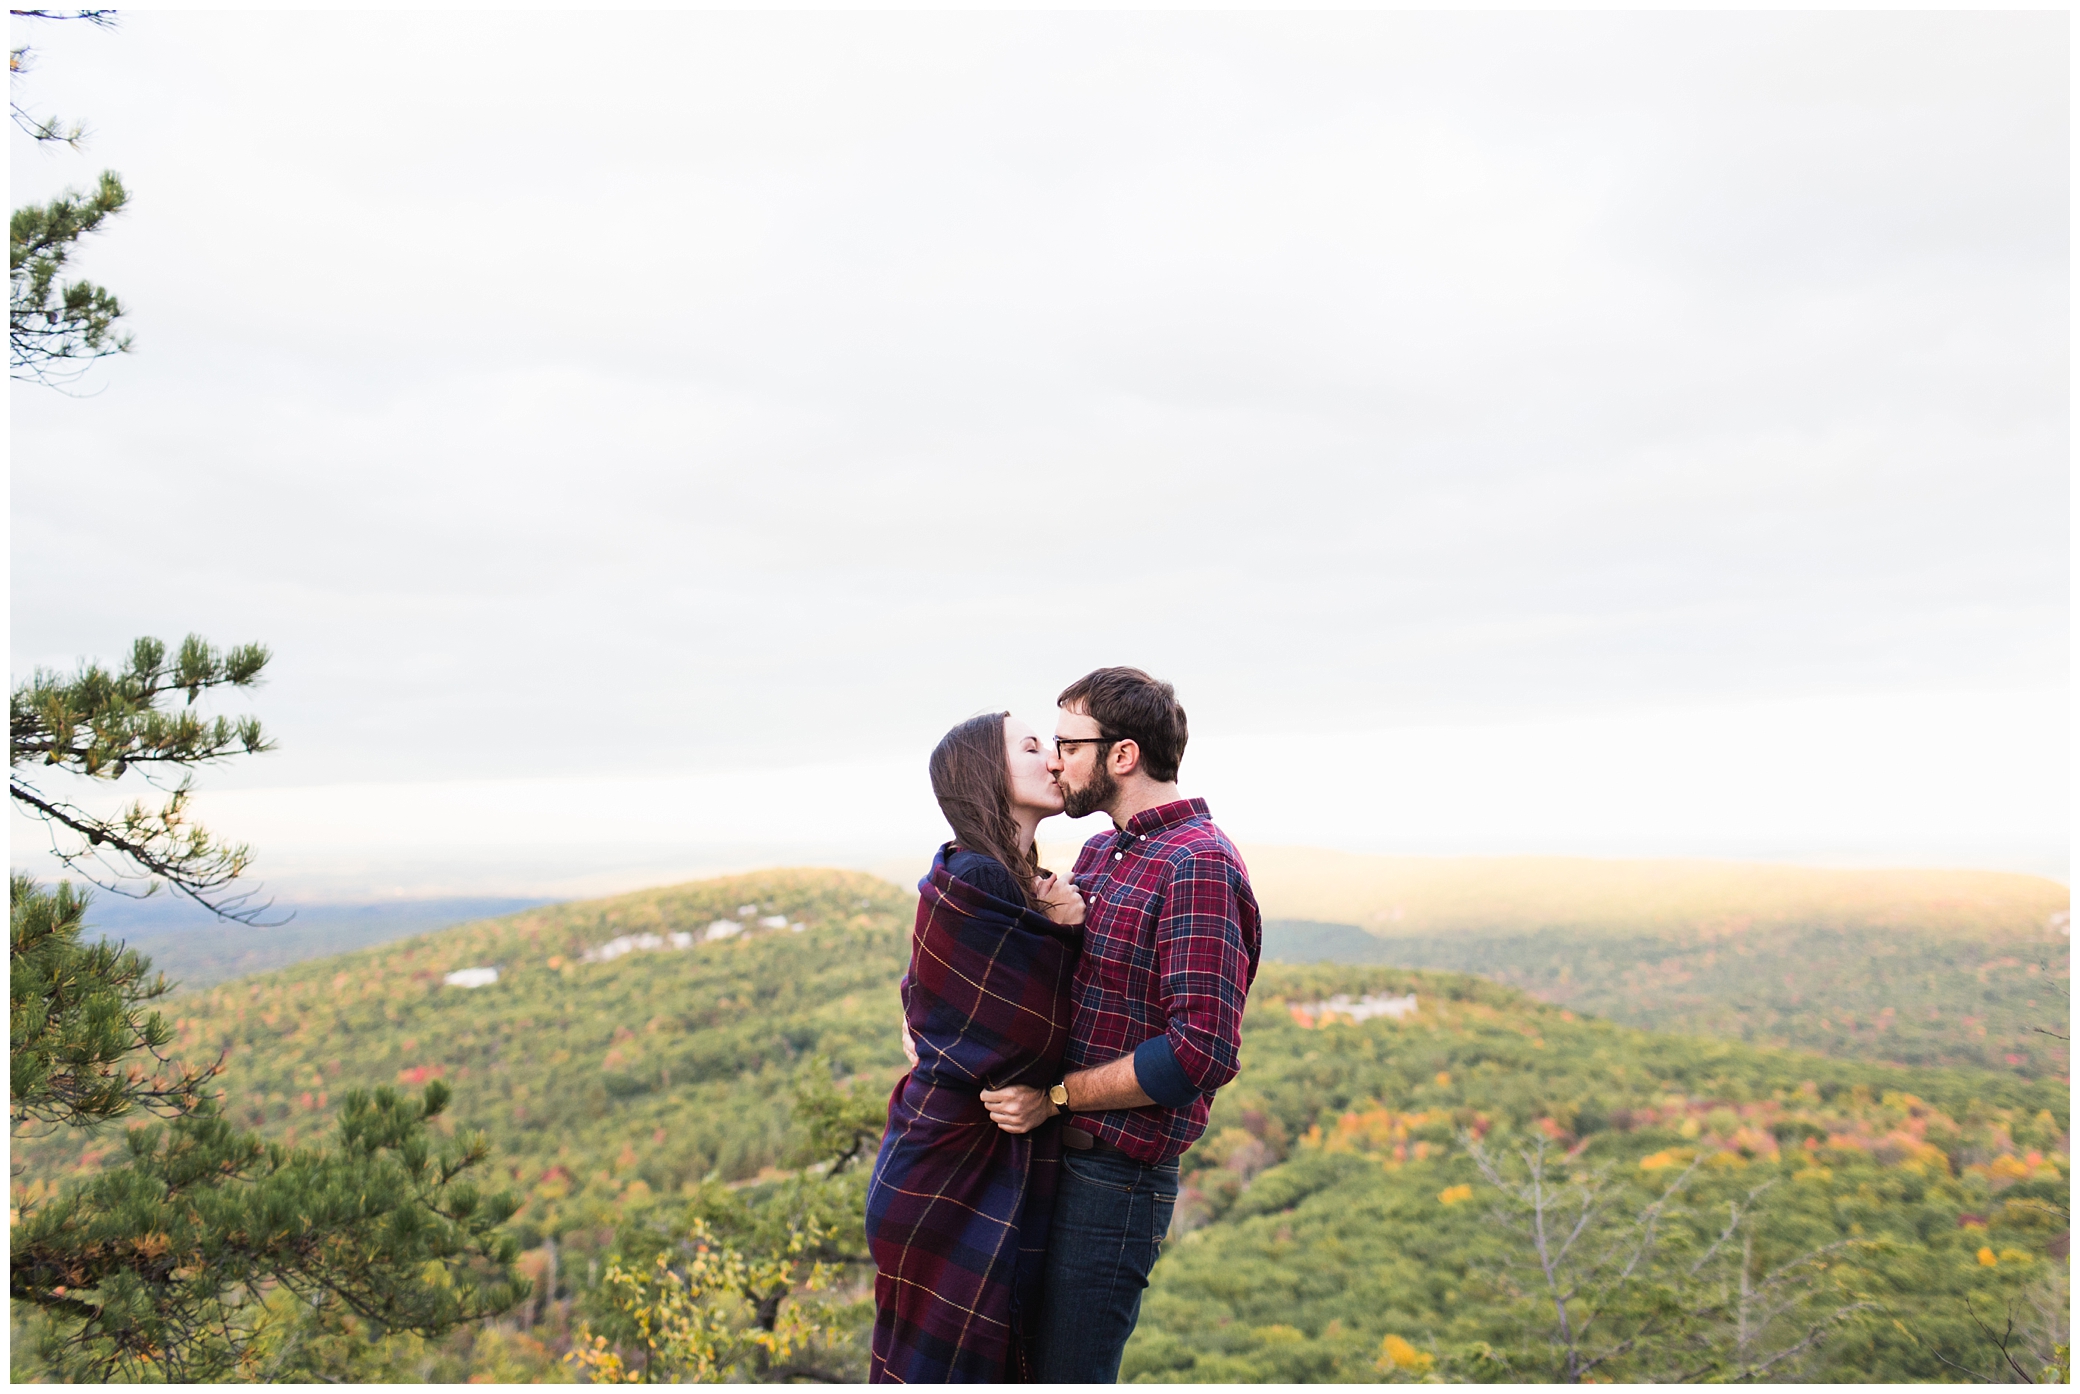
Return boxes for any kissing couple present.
[863,667,1262,1383]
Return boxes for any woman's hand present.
[1034,872,1085,926]
[981,1084,1057,1133]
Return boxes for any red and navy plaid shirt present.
[1063,798,1260,1164]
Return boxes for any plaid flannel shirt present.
[1063,798,1260,1164]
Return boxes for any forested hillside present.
[1132,964,2068,1382]
[1262,912,2070,1079]
[12,867,2069,1382]
[12,870,915,1235]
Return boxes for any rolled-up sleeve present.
[1143,850,1251,1098]
[1132,1034,1198,1108]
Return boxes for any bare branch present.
[1962,1296,2039,1385]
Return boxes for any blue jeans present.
[1029,1147,1179,1382]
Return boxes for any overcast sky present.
[10,11,2068,897]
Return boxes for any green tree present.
[11,872,217,1130]
[12,1078,523,1381]
[11,634,276,921]
[9,8,130,385]
[9,642,525,1377]
[573,1061,885,1382]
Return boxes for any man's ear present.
[1111,738,1142,779]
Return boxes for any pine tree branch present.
[9,778,287,926]
[8,11,114,149]
[10,875,231,1132]
[11,170,131,382]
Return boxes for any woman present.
[865,712,1085,1383]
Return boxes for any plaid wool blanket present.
[865,847,1081,1383]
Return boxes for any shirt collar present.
[1121,797,1210,840]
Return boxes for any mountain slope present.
[1244,850,2069,1079]
[12,868,917,1253]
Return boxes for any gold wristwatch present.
[1048,1081,1069,1111]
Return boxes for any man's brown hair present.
[1057,667,1188,783]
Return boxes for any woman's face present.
[1004,716,1066,818]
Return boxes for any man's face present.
[1052,706,1119,820]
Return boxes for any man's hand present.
[981,1084,1057,1134]
[901,1016,919,1070]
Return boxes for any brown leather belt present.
[1060,1125,1120,1154]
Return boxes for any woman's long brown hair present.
[929,712,1043,912]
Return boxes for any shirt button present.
[1114,852,1124,860]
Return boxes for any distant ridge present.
[1261,918,1396,965]
[73,896,549,994]
[1220,846,2069,939]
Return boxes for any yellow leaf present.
[1978,1246,1998,1267]
[1438,1184,1473,1205]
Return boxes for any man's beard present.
[1060,762,1118,820]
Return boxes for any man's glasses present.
[1053,735,1121,756]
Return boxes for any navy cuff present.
[1132,1035,1200,1109]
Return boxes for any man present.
[980,666,1261,1382]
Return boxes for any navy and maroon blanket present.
[865,847,1080,1383]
